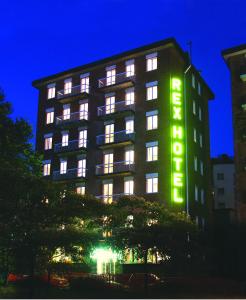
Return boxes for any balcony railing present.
[98,72,135,88]
[56,111,89,125]
[57,84,90,99]
[97,101,135,117]
[96,161,135,175]
[54,139,87,153]
[96,193,134,202]
[53,167,86,181]
[96,130,135,146]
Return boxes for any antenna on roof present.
[187,41,192,64]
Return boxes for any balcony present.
[96,161,135,176]
[54,139,87,154]
[96,130,135,148]
[57,84,90,103]
[97,101,135,118]
[98,72,135,91]
[53,167,86,181]
[96,193,134,203]
[56,111,89,128]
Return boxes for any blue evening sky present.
[0,0,245,157]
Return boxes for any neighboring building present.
[33,38,214,227]
[222,45,246,221]
[212,155,235,210]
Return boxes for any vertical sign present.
[170,78,185,203]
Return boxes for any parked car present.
[114,272,162,289]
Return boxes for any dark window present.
[217,173,224,180]
[218,202,225,208]
[218,188,225,196]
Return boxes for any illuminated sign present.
[170,78,185,203]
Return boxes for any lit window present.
[79,129,87,148]
[62,132,69,147]
[105,95,115,114]
[126,118,134,134]
[125,148,134,164]
[103,181,113,204]
[194,156,198,171]
[200,161,204,176]
[192,74,195,88]
[201,189,204,204]
[146,110,158,130]
[195,185,198,201]
[198,82,201,95]
[146,81,158,100]
[64,78,72,94]
[124,176,134,195]
[193,101,196,115]
[60,160,67,174]
[63,105,70,120]
[106,67,116,86]
[146,141,158,161]
[44,135,52,150]
[105,123,114,143]
[146,173,158,193]
[78,159,86,177]
[199,107,202,121]
[199,134,203,147]
[80,73,89,93]
[46,109,54,124]
[43,161,51,176]
[193,128,197,142]
[146,53,157,71]
[76,184,85,195]
[80,102,88,120]
[125,87,135,105]
[125,60,135,77]
[47,84,56,99]
[104,152,114,174]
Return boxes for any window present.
[192,74,195,88]
[126,118,134,134]
[47,84,56,99]
[194,156,198,171]
[103,181,113,204]
[105,95,115,114]
[44,134,52,150]
[125,59,135,77]
[46,108,54,124]
[105,123,114,143]
[76,184,85,195]
[200,161,204,176]
[43,161,51,176]
[78,159,86,177]
[199,134,203,147]
[125,148,134,164]
[125,87,135,105]
[104,152,114,174]
[195,185,198,201]
[80,102,88,120]
[124,177,134,195]
[146,81,158,100]
[217,173,224,180]
[193,128,197,142]
[63,104,70,120]
[64,78,72,94]
[201,189,205,204]
[79,129,87,148]
[146,141,158,161]
[146,52,157,71]
[193,101,196,115]
[80,73,89,93]
[62,132,69,147]
[146,110,158,130]
[198,82,201,95]
[60,160,67,174]
[218,188,225,196]
[199,107,202,121]
[106,66,116,86]
[146,173,158,193]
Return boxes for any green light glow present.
[171,78,185,203]
[90,247,119,274]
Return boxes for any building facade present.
[33,38,214,226]
[222,45,246,221]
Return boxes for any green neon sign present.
[170,78,185,203]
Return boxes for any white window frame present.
[62,132,69,147]
[125,148,134,164]
[194,128,197,143]
[44,134,53,150]
[146,110,158,130]
[146,52,157,71]
[126,118,134,134]
[146,141,158,162]
[105,123,114,144]
[146,81,158,100]
[60,159,67,174]
[146,173,158,193]
[78,159,86,177]
[63,104,70,121]
[104,152,114,174]
[47,84,56,99]
[124,176,134,195]
[105,95,115,114]
[76,184,85,195]
[125,59,135,77]
[79,101,88,120]
[79,129,87,148]
[106,66,116,86]
[125,87,135,105]
[193,101,196,115]
[43,161,51,176]
[80,73,90,93]
[103,180,113,204]
[46,108,54,124]
[64,78,72,94]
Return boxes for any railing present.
[54,139,87,153]
[96,130,135,146]
[96,161,135,175]
[96,193,134,202]
[98,72,135,88]
[56,111,89,125]
[53,167,86,180]
[57,84,90,99]
[97,101,135,116]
